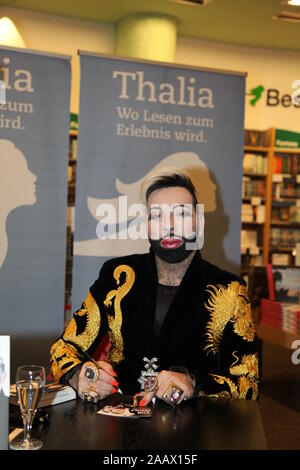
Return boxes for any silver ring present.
[144,375,158,392]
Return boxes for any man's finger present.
[98,368,119,387]
[139,390,156,407]
[93,380,116,399]
[97,361,117,377]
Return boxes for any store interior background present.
[0,0,299,449]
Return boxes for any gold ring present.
[82,385,99,403]
[84,361,99,383]
[162,382,184,407]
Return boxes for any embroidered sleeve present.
[50,262,136,383]
[50,290,102,382]
[197,281,259,400]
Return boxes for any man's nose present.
[168,212,175,232]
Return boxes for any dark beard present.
[149,235,196,264]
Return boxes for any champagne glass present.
[10,365,45,450]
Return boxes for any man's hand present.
[137,370,195,407]
[77,361,119,401]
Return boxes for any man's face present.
[147,186,197,245]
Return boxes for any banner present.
[73,53,245,308]
[0,336,9,450]
[0,47,71,374]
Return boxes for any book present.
[9,382,76,408]
[282,304,300,334]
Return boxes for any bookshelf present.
[244,129,300,349]
[241,128,274,277]
[241,128,300,278]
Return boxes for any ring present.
[84,361,99,383]
[82,385,99,403]
[162,382,184,407]
[144,375,158,392]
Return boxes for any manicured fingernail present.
[140,399,146,407]
[111,370,118,377]
[112,388,118,394]
[111,379,119,386]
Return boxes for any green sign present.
[275,129,300,149]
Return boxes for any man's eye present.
[175,211,191,218]
[149,213,161,221]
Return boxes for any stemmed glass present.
[10,365,46,450]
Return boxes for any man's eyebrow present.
[172,204,193,210]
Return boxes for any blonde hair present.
[140,167,197,205]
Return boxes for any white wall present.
[177,37,300,132]
[3,6,300,132]
[2,6,114,113]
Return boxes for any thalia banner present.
[73,52,245,309]
[0,47,71,373]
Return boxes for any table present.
[21,395,267,450]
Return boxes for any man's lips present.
[160,238,183,250]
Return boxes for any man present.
[50,168,259,406]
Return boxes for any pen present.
[64,339,123,394]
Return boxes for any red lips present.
[160,238,183,250]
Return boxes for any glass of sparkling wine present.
[10,365,46,450]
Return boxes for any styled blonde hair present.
[140,167,197,206]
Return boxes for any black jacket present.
[50,251,259,399]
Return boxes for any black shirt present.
[154,283,178,339]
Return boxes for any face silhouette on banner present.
[0,139,37,270]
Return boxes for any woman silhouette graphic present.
[0,139,37,269]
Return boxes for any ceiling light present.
[282,0,300,6]
[0,16,25,48]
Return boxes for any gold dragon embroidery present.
[50,339,82,382]
[208,351,259,400]
[50,291,101,381]
[63,291,101,351]
[204,281,255,355]
[104,264,135,365]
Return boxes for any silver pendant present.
[137,357,159,390]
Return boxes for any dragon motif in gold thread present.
[63,290,101,352]
[103,264,135,365]
[204,281,255,355]
[208,351,259,399]
[50,339,82,382]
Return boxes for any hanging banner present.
[0,47,71,374]
[0,336,9,450]
[73,52,245,308]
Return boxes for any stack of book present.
[282,304,300,335]
[10,382,76,408]
[260,298,283,328]
[245,129,270,147]
[243,153,267,175]
[242,178,265,198]
[270,228,300,249]
[273,154,300,174]
[242,204,254,222]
